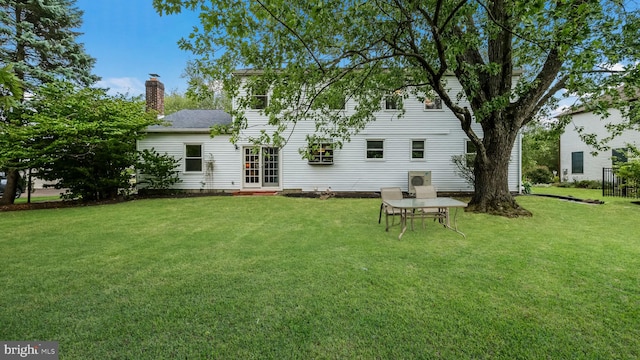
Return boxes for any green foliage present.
[182,60,231,112]
[521,179,532,194]
[525,166,554,184]
[210,123,232,136]
[1,82,158,201]
[522,122,559,175]
[557,180,602,189]
[136,148,182,191]
[451,154,475,188]
[0,64,22,112]
[163,89,230,115]
[614,146,640,179]
[153,0,639,215]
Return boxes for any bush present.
[525,166,554,184]
[556,180,602,189]
[574,180,602,189]
[136,148,182,190]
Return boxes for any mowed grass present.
[1,190,639,359]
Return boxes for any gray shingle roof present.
[147,109,231,133]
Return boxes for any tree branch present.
[254,0,325,73]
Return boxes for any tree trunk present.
[467,120,532,217]
[0,169,20,205]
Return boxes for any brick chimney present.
[145,75,164,115]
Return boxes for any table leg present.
[447,207,466,238]
[398,208,407,240]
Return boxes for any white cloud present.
[96,77,145,96]
[599,62,626,72]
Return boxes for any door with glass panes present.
[243,147,280,188]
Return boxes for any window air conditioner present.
[408,171,432,194]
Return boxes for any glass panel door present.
[243,147,280,188]
[244,148,260,187]
[262,147,279,187]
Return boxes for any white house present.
[137,74,523,194]
[559,106,639,182]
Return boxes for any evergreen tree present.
[0,0,97,204]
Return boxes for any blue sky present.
[76,0,200,96]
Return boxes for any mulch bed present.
[0,191,383,212]
[529,193,605,204]
[0,191,231,212]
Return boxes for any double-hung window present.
[366,140,384,159]
[251,94,268,109]
[185,144,203,172]
[411,140,426,160]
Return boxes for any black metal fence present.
[603,168,640,198]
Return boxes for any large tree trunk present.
[0,168,20,205]
[467,121,532,217]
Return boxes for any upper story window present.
[366,139,384,159]
[308,142,334,165]
[424,96,443,110]
[411,140,426,159]
[384,92,402,110]
[465,140,477,155]
[185,144,203,172]
[384,97,399,110]
[250,94,268,109]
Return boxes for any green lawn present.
[1,190,639,359]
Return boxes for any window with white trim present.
[366,140,384,159]
[185,144,203,172]
[424,96,443,110]
[411,139,426,159]
[308,142,334,164]
[384,94,401,110]
[250,94,268,109]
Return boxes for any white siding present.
[138,76,523,193]
[560,109,640,182]
[235,76,522,193]
[137,133,241,191]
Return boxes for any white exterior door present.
[243,147,280,189]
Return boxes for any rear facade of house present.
[137,74,523,194]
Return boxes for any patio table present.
[382,197,468,239]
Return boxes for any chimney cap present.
[149,73,160,78]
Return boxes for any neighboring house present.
[137,74,523,194]
[559,105,639,182]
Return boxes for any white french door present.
[243,147,280,189]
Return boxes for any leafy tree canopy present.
[0,82,159,201]
[0,64,21,112]
[154,0,639,216]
